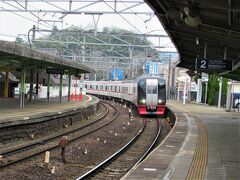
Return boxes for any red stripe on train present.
[137,105,165,115]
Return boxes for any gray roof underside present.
[145,0,240,80]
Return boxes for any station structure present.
[122,1,240,179]
[0,1,240,180]
[0,40,95,109]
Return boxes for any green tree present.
[207,74,219,105]
[206,75,228,106]
[33,26,157,57]
[15,37,27,45]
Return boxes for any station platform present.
[124,101,240,180]
[0,95,99,128]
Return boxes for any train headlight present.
[158,99,163,103]
[141,99,146,104]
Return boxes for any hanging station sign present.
[46,68,64,75]
[196,58,233,71]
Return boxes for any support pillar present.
[59,74,63,103]
[36,72,39,95]
[177,81,180,101]
[47,74,50,104]
[218,47,225,108]
[183,78,187,105]
[29,70,34,102]
[20,68,26,109]
[218,77,222,108]
[203,43,208,104]
[4,72,9,98]
[226,81,232,111]
[204,82,208,104]
[68,75,71,102]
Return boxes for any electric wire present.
[102,0,143,34]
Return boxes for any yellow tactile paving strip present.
[186,115,208,180]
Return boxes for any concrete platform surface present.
[124,101,240,180]
[0,95,99,127]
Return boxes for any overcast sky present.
[0,1,176,51]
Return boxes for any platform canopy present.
[0,40,95,78]
[145,0,240,80]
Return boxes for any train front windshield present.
[147,85,158,94]
[158,79,166,103]
[137,79,146,105]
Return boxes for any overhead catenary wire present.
[102,0,143,34]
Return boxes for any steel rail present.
[77,118,161,179]
[0,101,118,169]
[0,102,108,157]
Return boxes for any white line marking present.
[143,168,157,171]
[166,145,175,148]
[176,131,182,134]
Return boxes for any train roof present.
[135,74,165,81]
[83,74,165,84]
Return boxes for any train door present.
[146,79,158,108]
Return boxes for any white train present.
[83,75,166,115]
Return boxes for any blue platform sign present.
[146,62,159,75]
[112,69,124,80]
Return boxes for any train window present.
[138,80,146,93]
[122,86,128,93]
[147,85,158,94]
[96,85,98,90]
[159,79,165,86]
[85,84,87,89]
[139,81,145,85]
[90,85,92,89]
[115,86,117,92]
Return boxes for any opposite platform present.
[0,95,99,128]
[124,101,240,180]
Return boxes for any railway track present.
[0,101,118,169]
[77,118,162,179]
